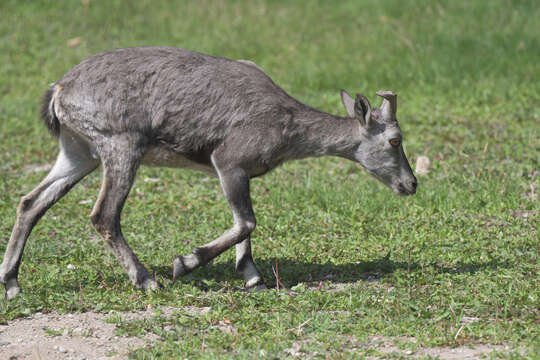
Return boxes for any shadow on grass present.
[149,256,510,291]
[16,257,509,301]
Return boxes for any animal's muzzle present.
[397,176,417,195]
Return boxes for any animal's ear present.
[354,93,372,128]
[340,89,355,118]
[376,90,397,121]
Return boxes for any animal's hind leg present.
[235,237,266,289]
[90,137,161,291]
[0,129,99,299]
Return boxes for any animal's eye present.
[389,138,401,147]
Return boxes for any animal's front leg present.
[173,166,256,281]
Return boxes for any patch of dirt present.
[510,209,535,219]
[365,335,511,359]
[0,306,209,360]
[283,335,522,359]
[0,307,523,360]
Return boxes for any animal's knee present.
[90,210,102,229]
[90,210,113,236]
[239,219,256,238]
[17,195,35,216]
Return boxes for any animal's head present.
[341,89,417,195]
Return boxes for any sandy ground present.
[0,307,201,360]
[0,307,519,360]
[1,312,144,360]
[365,335,509,359]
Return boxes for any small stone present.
[415,155,431,175]
[0,340,10,346]
[67,37,83,48]
[144,177,160,183]
[67,264,76,270]
[58,346,67,353]
[461,316,480,324]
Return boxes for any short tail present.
[40,85,60,137]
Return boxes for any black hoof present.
[173,256,187,281]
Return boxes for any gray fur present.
[0,47,417,298]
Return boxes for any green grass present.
[0,0,539,358]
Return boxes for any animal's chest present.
[141,146,216,175]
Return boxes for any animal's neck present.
[288,105,359,160]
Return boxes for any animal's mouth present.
[395,182,416,196]
[365,169,417,195]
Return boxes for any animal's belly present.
[141,146,216,175]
